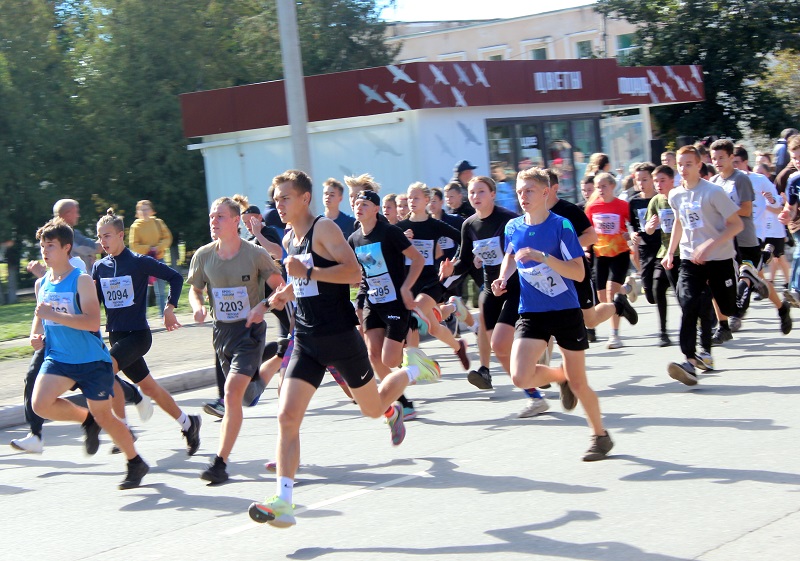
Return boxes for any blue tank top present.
[39,268,111,364]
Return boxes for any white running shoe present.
[607,335,623,350]
[10,433,43,454]
[448,296,470,321]
[624,275,639,303]
[518,398,550,418]
[136,396,154,423]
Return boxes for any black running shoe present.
[710,326,732,346]
[119,459,149,490]
[201,456,229,484]
[779,301,792,335]
[586,328,596,343]
[467,366,493,390]
[659,332,671,347]
[183,415,202,456]
[111,428,138,455]
[83,417,101,455]
[583,432,614,461]
[559,381,577,411]
[613,292,638,325]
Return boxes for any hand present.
[34,302,56,321]
[779,208,792,225]
[268,284,293,310]
[691,238,714,265]
[193,306,208,324]
[473,254,484,269]
[404,229,414,240]
[248,215,261,232]
[491,278,507,297]
[631,232,640,245]
[622,231,631,241]
[163,307,182,331]
[26,261,47,279]
[763,191,776,205]
[245,302,267,327]
[30,333,44,350]
[515,247,546,263]
[661,254,673,270]
[400,286,415,310]
[284,255,310,279]
[438,258,453,281]
[646,214,660,232]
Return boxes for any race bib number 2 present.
[518,263,568,298]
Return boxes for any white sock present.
[277,476,294,503]
[406,365,420,383]
[119,417,128,427]
[177,412,191,431]
[467,322,479,333]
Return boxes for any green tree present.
[596,0,800,139]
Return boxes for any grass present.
[0,346,34,360]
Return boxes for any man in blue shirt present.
[323,178,355,238]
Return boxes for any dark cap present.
[355,190,381,206]
[242,205,262,215]
[454,160,478,174]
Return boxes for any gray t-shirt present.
[668,179,739,262]
[711,169,757,247]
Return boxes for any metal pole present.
[276,0,317,214]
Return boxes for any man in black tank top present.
[248,170,439,529]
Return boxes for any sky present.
[380,0,596,22]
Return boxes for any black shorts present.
[574,258,597,310]
[594,252,630,288]
[286,329,374,390]
[764,237,785,259]
[678,258,738,318]
[515,308,589,351]
[212,320,266,378]
[736,245,762,268]
[480,287,519,331]
[109,330,153,384]
[415,281,445,304]
[362,302,410,342]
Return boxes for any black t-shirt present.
[452,205,518,286]
[552,199,592,235]
[436,212,465,260]
[348,220,412,309]
[397,215,461,293]
[628,196,661,248]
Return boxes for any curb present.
[0,367,216,432]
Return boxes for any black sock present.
[82,413,95,428]
[720,320,729,330]
[128,454,143,465]
[397,394,411,408]
[214,455,226,467]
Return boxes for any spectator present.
[129,199,173,317]
[491,163,519,212]
[444,181,475,219]
[774,128,799,176]
[452,159,477,190]
[52,198,100,269]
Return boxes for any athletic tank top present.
[287,216,358,335]
[38,268,111,364]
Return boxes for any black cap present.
[355,190,381,206]
[242,205,262,215]
[454,160,477,174]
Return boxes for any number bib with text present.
[100,276,134,309]
[366,273,397,304]
[593,213,621,235]
[211,286,250,322]
[658,208,675,234]
[472,236,503,267]
[405,239,434,266]
[41,292,75,326]
[518,263,568,298]
[438,236,455,251]
[636,208,647,232]
[679,201,704,231]
[288,253,319,298]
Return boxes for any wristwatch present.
[541,251,549,263]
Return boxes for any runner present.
[663,146,743,385]
[494,167,613,461]
[93,209,202,456]
[188,197,285,484]
[778,137,800,304]
[248,170,439,528]
[29,218,148,489]
[382,194,399,225]
[629,163,662,334]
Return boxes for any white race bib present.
[100,276,134,309]
[41,291,75,326]
[211,286,250,322]
[472,236,503,267]
[438,236,455,251]
[593,213,621,235]
[658,208,675,234]
[366,272,397,304]
[636,207,647,232]
[405,239,434,266]
[288,253,319,298]
[518,263,568,298]
[679,201,704,231]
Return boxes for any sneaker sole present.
[268,515,297,528]
[119,464,149,490]
[518,404,550,418]
[467,371,493,390]
[10,442,43,454]
[201,471,229,484]
[249,503,275,524]
[667,363,698,386]
[203,404,225,418]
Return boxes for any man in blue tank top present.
[29,218,148,489]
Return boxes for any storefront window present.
[571,119,599,183]
[544,121,577,202]
[487,124,514,177]
[600,109,647,186]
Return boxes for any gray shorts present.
[212,320,267,378]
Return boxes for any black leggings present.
[653,261,680,333]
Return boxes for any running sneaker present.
[119,459,149,490]
[10,432,43,454]
[386,403,406,446]
[583,432,614,461]
[559,381,577,411]
[783,289,800,308]
[613,292,639,325]
[467,365,493,390]
[403,348,441,384]
[695,351,714,371]
[779,301,792,335]
[203,398,225,418]
[659,332,671,347]
[710,326,732,346]
[411,308,431,337]
[607,334,623,350]
[265,460,277,472]
[83,416,101,455]
[135,395,154,423]
[111,428,137,455]
[444,314,459,337]
[729,316,742,333]
[586,328,597,343]
[243,377,267,407]
[183,414,202,456]
[667,361,698,386]
[739,262,770,299]
[455,339,470,370]
[249,495,296,528]
[623,275,639,303]
[518,397,550,418]
[403,402,418,421]
[201,455,229,484]
[448,296,470,321]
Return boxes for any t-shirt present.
[331,211,356,239]
[396,215,461,294]
[452,205,518,287]
[585,197,630,257]
[711,169,758,247]
[629,195,662,250]
[668,179,739,262]
[505,213,583,313]
[645,194,678,259]
[348,220,412,308]
[495,181,519,213]
[436,212,464,261]
[746,172,782,240]
[187,239,281,323]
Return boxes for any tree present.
[596,0,800,140]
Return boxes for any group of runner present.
[11,136,799,527]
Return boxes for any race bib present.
[438,236,455,251]
[366,272,397,304]
[658,208,675,234]
[41,291,75,326]
[211,286,250,322]
[100,276,134,309]
[288,253,319,298]
[405,239,434,266]
[679,201,704,231]
[518,263,568,298]
[636,208,647,232]
[472,236,503,267]
[593,213,621,235]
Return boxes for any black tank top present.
[287,216,358,335]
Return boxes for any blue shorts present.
[40,358,115,401]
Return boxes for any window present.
[616,34,638,64]
[576,40,593,59]
[530,48,547,60]
[478,45,507,61]
[437,52,467,62]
